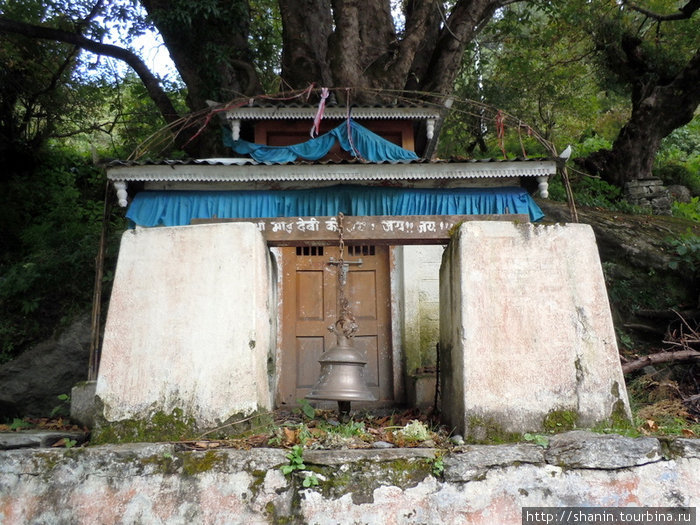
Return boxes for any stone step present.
[0,431,88,450]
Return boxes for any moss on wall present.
[91,408,199,444]
[542,410,579,432]
[465,416,523,444]
[313,457,434,504]
[91,407,273,444]
[182,450,226,476]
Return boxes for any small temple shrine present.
[92,97,629,440]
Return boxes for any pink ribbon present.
[311,87,329,138]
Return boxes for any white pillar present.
[96,223,275,430]
[440,221,631,439]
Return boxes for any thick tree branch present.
[420,0,504,95]
[389,1,434,82]
[0,17,181,127]
[329,0,363,87]
[623,0,700,21]
[622,350,700,374]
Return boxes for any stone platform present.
[0,433,697,524]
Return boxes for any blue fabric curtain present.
[126,186,544,227]
[223,120,420,163]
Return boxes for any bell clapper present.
[338,401,351,422]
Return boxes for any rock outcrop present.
[0,315,91,419]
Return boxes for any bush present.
[654,161,700,196]
[573,136,613,158]
[671,198,700,222]
[667,231,700,277]
[0,148,123,363]
[546,174,646,214]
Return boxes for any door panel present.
[296,337,325,389]
[296,271,324,320]
[279,245,392,406]
[347,271,377,319]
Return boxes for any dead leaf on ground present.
[639,419,659,434]
[194,441,220,449]
[283,426,298,446]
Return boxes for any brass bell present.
[306,331,377,409]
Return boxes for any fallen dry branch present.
[623,310,700,374]
[622,350,700,374]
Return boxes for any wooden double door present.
[278,245,393,406]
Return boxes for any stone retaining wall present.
[1,432,697,524]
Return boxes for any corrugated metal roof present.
[107,156,551,167]
[225,102,443,120]
[106,157,556,183]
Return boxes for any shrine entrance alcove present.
[189,212,533,411]
[277,245,392,407]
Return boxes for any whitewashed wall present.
[96,223,275,429]
[440,221,631,437]
[399,245,444,375]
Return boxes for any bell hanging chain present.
[329,212,358,340]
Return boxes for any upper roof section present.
[224,101,446,159]
[106,157,556,183]
[225,101,443,121]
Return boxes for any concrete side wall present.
[1,435,697,525]
[96,223,274,429]
[440,222,631,437]
[400,246,444,375]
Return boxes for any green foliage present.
[249,0,282,93]
[331,420,366,439]
[667,232,700,275]
[545,177,568,202]
[430,455,445,477]
[523,433,549,447]
[302,472,320,488]
[654,118,700,196]
[50,393,71,418]
[439,3,627,160]
[671,198,700,222]
[9,418,34,431]
[573,136,613,159]
[573,177,622,208]
[555,176,645,213]
[294,399,316,420]
[615,328,634,351]
[281,444,306,475]
[0,148,123,363]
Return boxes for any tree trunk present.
[279,0,334,90]
[141,0,260,109]
[583,47,700,187]
[326,0,399,102]
[140,0,261,155]
[2,0,512,156]
[281,0,506,104]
